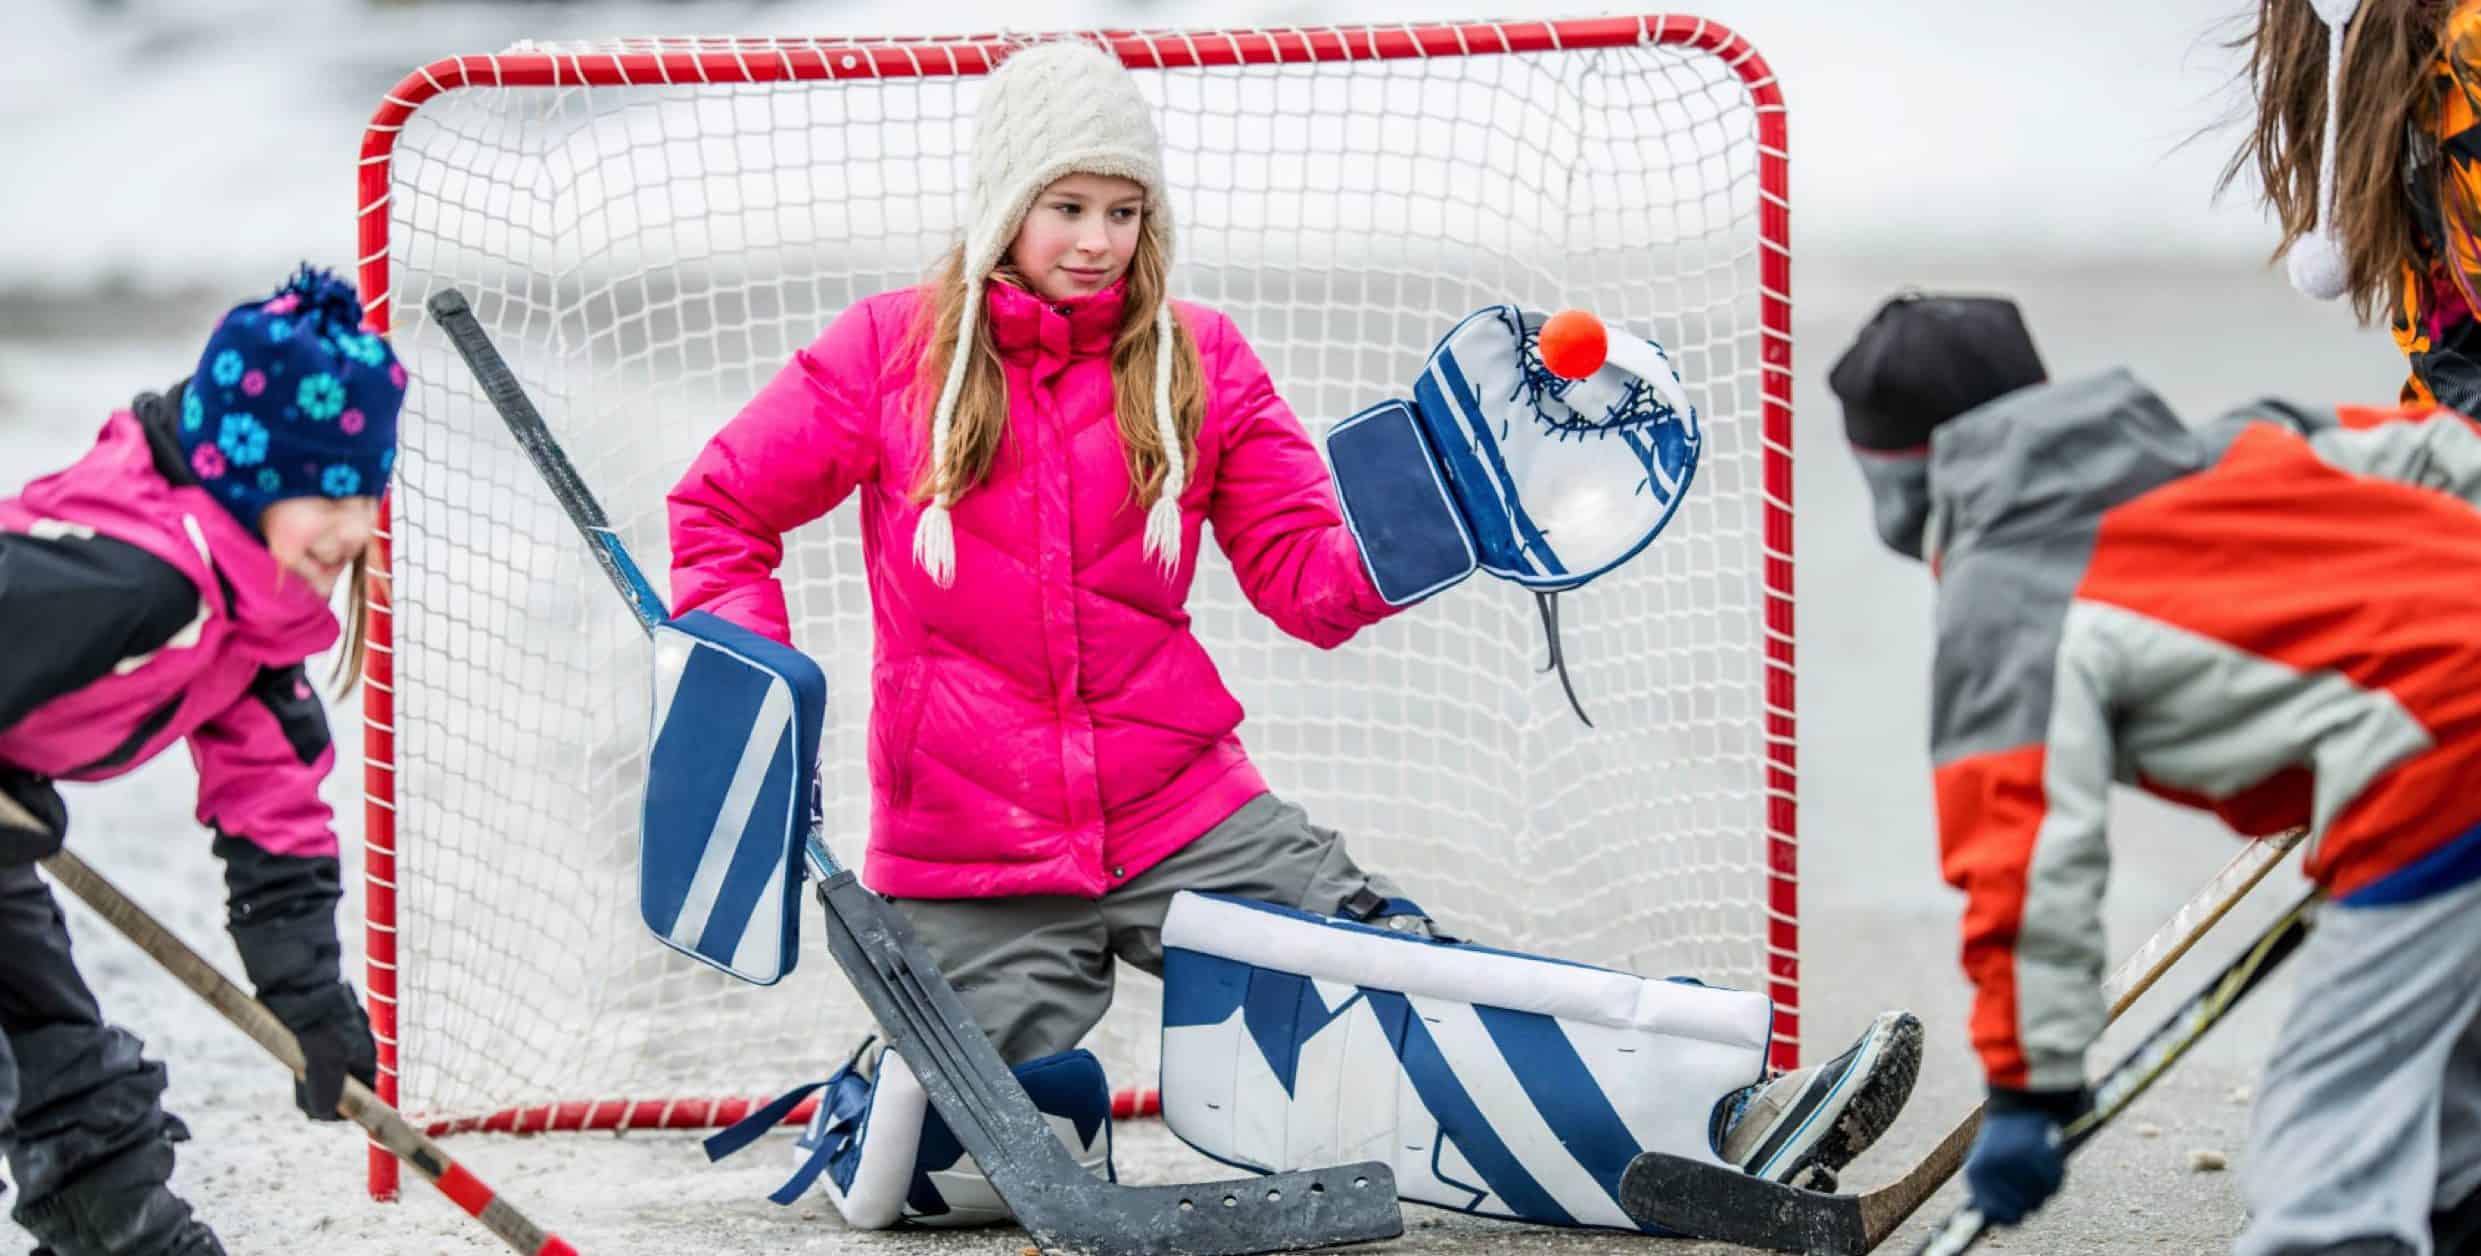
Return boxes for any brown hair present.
[2220,0,2447,324]
[330,549,373,697]
[902,223,1205,509]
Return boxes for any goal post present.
[357,17,1793,1203]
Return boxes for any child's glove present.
[0,769,65,866]
[261,982,378,1121]
[1964,1091,2082,1225]
[217,835,376,1121]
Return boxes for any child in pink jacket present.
[671,40,1917,1225]
[0,267,402,1256]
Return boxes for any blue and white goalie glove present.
[1326,306,1701,722]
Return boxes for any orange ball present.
[1538,308,1608,380]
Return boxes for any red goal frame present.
[354,16,1793,1202]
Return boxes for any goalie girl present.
[670,38,1921,1232]
[0,267,400,1255]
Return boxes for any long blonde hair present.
[2220,0,2449,323]
[902,225,1205,510]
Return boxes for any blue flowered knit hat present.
[180,265,404,536]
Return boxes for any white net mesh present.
[371,24,1791,1131]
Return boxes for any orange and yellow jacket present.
[2396,0,2481,409]
[1859,371,2481,1094]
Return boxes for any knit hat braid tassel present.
[909,39,1185,587]
[1140,302,1185,576]
[2289,0,2361,301]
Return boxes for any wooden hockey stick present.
[1617,825,2309,1252]
[0,787,42,835]
[36,847,576,1256]
[428,286,1403,1256]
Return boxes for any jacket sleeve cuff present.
[213,833,345,999]
[1986,1084,2090,1123]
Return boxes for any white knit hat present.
[912,39,1186,586]
[2289,0,2362,301]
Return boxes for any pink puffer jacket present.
[0,411,342,858]
[668,279,1398,898]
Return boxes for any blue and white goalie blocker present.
[640,611,822,986]
[1162,892,1771,1232]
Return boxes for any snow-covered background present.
[0,0,2313,297]
[0,1,2414,1252]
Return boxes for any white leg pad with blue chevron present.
[1159,892,1770,1232]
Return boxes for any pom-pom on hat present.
[912,39,1185,586]
[181,265,405,536]
[2289,0,2362,301]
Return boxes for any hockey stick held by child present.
[1616,827,2308,1252]
[29,838,578,1256]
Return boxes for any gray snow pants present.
[2235,874,2481,1256]
[888,793,1407,1066]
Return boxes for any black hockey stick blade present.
[816,872,1402,1254]
[1618,833,2310,1253]
[428,286,1405,1254]
[1624,1151,1868,1253]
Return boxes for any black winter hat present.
[1829,292,2047,452]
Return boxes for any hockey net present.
[358,17,1792,1200]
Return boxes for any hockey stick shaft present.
[1851,826,2307,1239]
[427,288,1404,1254]
[426,291,862,886]
[0,787,38,833]
[431,290,668,637]
[1909,888,2320,1256]
[36,848,576,1256]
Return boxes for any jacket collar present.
[89,407,337,655]
[134,379,197,487]
[1920,368,2203,571]
[985,275,1127,360]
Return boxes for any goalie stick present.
[1617,827,2308,1253]
[32,846,576,1256]
[426,287,1404,1256]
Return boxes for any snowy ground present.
[0,0,2429,1252]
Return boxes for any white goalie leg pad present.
[797,1044,1115,1229]
[1160,891,1771,1232]
[707,1042,1113,1228]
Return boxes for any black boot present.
[5,1026,220,1256]
[11,1136,223,1256]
